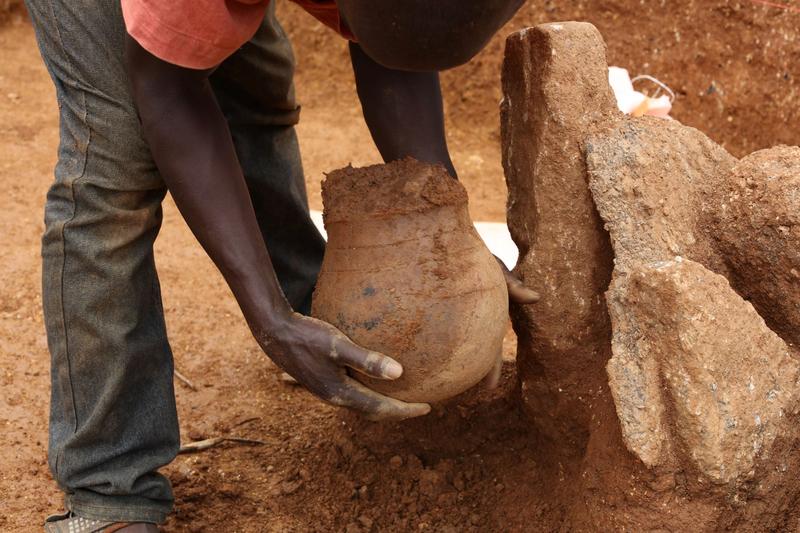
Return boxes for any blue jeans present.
[24,0,325,523]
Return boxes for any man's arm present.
[349,41,456,177]
[124,36,429,420]
[350,42,539,306]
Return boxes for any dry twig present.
[174,369,197,391]
[179,436,266,454]
[231,416,261,429]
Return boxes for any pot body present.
[312,201,508,403]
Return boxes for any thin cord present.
[631,75,676,102]
[749,0,800,14]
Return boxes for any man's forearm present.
[349,42,457,177]
[125,37,291,330]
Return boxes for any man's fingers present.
[332,338,403,380]
[481,350,503,390]
[495,255,540,304]
[507,277,541,304]
[329,377,431,421]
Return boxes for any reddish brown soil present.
[1,1,798,531]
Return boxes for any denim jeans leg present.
[26,0,178,523]
[210,0,326,315]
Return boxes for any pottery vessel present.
[312,159,508,403]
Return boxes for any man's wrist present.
[228,272,292,330]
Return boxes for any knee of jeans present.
[43,181,166,259]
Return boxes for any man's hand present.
[260,313,430,421]
[496,256,540,305]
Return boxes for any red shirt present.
[121,0,352,69]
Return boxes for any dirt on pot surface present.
[0,1,798,531]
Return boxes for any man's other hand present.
[259,313,431,421]
[496,256,540,305]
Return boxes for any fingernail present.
[383,359,403,379]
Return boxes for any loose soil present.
[1,1,798,531]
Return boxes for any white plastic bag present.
[608,67,673,118]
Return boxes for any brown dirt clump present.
[313,159,507,403]
[319,159,467,223]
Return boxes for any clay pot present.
[311,159,508,403]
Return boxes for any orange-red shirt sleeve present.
[121,0,269,69]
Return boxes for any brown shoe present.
[44,511,159,532]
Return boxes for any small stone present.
[279,479,304,495]
[406,454,423,479]
[388,455,403,469]
[357,515,374,530]
[418,469,446,498]
[187,429,206,441]
[279,372,299,385]
[172,462,193,486]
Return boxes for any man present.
[25,0,534,530]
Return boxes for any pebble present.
[418,469,446,498]
[279,372,299,385]
[279,479,304,495]
[407,454,423,478]
[357,515,374,530]
[187,429,206,441]
[388,455,403,469]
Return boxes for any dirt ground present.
[0,1,798,531]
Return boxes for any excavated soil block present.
[312,159,508,403]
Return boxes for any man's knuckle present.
[327,394,349,407]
